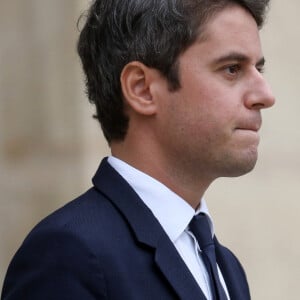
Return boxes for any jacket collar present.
[92,158,206,300]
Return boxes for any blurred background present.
[0,0,299,299]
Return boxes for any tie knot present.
[189,213,214,250]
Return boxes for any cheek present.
[196,87,238,127]
[166,81,237,138]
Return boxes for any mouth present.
[234,126,261,146]
[235,119,262,132]
[234,124,261,143]
[235,126,260,132]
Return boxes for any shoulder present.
[2,188,124,299]
[21,186,129,255]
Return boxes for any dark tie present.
[189,213,228,300]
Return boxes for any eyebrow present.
[212,52,265,66]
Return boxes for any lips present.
[235,124,260,132]
[235,117,262,132]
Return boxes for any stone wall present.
[0,0,109,289]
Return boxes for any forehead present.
[196,4,262,60]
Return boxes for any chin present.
[229,161,257,177]
[218,150,258,178]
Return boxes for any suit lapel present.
[155,235,207,300]
[92,158,206,300]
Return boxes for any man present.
[1,0,274,299]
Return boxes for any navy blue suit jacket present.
[2,158,250,299]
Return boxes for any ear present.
[120,61,159,116]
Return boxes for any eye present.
[225,64,241,76]
[256,65,265,74]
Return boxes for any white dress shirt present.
[108,156,230,300]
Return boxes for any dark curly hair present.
[77,0,270,143]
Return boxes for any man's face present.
[153,4,275,181]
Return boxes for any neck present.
[111,141,213,209]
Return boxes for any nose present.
[244,72,275,110]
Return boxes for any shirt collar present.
[108,156,215,241]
